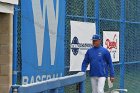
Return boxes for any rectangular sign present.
[70,21,96,71]
[20,0,65,85]
[103,31,119,62]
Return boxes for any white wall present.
[0,13,13,93]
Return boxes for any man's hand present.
[110,77,115,83]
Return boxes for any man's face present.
[92,40,101,47]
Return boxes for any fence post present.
[13,5,18,85]
[80,81,85,93]
[95,0,100,34]
[120,0,126,91]
[49,89,58,93]
[84,0,87,21]
[11,85,20,93]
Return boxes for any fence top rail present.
[11,72,86,93]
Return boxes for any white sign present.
[70,21,96,71]
[103,31,119,62]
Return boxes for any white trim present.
[0,0,18,5]
[0,2,14,14]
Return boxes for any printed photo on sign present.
[70,21,96,71]
[103,31,119,62]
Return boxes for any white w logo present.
[32,0,59,66]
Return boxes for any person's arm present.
[81,50,90,72]
[105,50,115,82]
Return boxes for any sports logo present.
[104,33,118,59]
[105,34,117,51]
[71,37,79,55]
[71,36,92,56]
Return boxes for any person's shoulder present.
[99,46,106,49]
[86,47,94,53]
[87,47,93,51]
[100,46,110,53]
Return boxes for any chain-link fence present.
[13,0,22,85]
[14,0,140,93]
[65,0,140,93]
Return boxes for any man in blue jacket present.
[81,34,115,93]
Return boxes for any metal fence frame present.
[12,0,140,92]
[65,0,140,92]
[11,72,86,93]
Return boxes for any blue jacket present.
[81,46,115,77]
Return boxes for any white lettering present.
[22,73,63,85]
[36,75,41,82]
[22,76,29,85]
[30,76,35,84]
[32,0,59,66]
[42,75,47,81]
[47,75,52,80]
